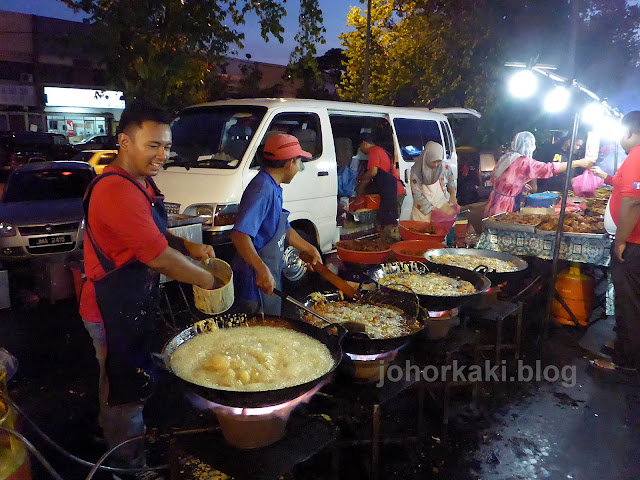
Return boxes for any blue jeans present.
[83,320,146,467]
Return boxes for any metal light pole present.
[363,0,372,104]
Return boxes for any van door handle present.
[317,171,329,177]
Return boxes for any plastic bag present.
[571,169,603,198]
[0,348,18,380]
[337,166,357,197]
[431,204,460,234]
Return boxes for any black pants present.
[610,242,640,368]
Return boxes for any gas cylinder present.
[551,263,594,326]
[0,367,32,480]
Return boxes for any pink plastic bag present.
[431,204,460,234]
[571,170,603,198]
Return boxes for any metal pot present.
[422,248,528,285]
[368,261,491,311]
[158,314,346,408]
[301,290,425,355]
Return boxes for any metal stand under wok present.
[312,355,426,480]
[168,413,337,480]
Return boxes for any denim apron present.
[370,167,399,226]
[83,172,168,406]
[232,212,288,316]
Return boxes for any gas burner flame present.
[187,381,326,418]
[345,348,402,362]
[427,308,458,318]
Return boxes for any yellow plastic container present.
[552,263,594,326]
[0,368,32,480]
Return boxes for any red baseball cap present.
[262,134,312,161]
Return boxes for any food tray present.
[534,228,610,239]
[481,212,541,233]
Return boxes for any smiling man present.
[80,100,216,478]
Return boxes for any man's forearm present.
[147,247,213,288]
[165,231,189,256]
[287,228,309,251]
[615,196,640,246]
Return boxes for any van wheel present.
[282,230,318,287]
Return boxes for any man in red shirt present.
[356,133,405,228]
[80,100,216,477]
[592,111,640,372]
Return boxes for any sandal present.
[590,358,637,372]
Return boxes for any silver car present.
[0,161,95,262]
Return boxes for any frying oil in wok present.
[170,326,334,391]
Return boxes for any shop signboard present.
[0,84,37,106]
[44,87,125,109]
[66,120,74,137]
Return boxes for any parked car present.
[0,161,95,262]
[72,149,118,174]
[73,134,118,150]
[0,132,76,173]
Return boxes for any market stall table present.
[477,228,614,316]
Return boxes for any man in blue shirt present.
[231,133,322,315]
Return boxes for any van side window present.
[329,114,394,159]
[393,118,442,161]
[250,112,323,169]
[440,121,453,159]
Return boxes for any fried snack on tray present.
[493,213,545,225]
[338,238,394,252]
[537,212,606,233]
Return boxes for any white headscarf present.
[411,141,444,186]
[493,131,536,180]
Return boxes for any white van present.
[154,98,457,283]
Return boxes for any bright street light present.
[543,86,571,113]
[582,102,606,125]
[508,70,538,98]
[594,115,624,140]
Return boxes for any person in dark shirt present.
[537,136,585,192]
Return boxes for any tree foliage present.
[59,0,323,111]
[339,0,640,146]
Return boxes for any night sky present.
[0,0,357,65]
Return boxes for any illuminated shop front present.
[44,87,125,144]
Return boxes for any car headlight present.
[194,205,215,225]
[213,203,239,227]
[0,222,16,237]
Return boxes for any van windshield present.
[169,106,267,169]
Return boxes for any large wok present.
[159,314,345,408]
[301,290,425,355]
[368,261,491,311]
[423,248,528,285]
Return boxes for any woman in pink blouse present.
[484,132,594,217]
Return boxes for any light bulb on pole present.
[582,102,606,126]
[543,86,570,113]
[508,70,538,98]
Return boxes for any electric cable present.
[0,426,65,480]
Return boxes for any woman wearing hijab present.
[484,131,594,217]
[410,141,457,222]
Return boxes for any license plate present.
[29,235,72,246]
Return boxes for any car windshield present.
[3,169,94,202]
[169,105,267,169]
[72,152,94,162]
